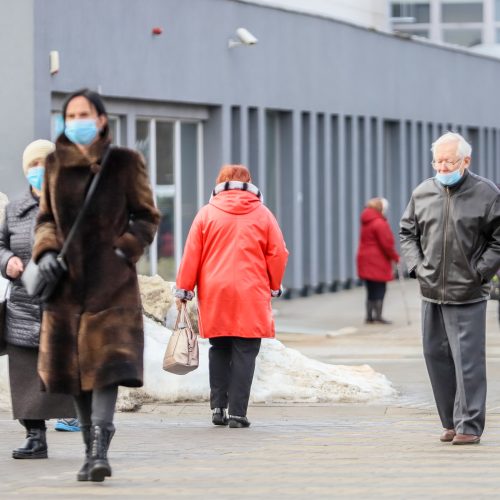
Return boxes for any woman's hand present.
[175,298,186,310]
[6,256,24,279]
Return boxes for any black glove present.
[38,251,61,282]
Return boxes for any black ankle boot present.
[212,408,228,426]
[88,424,115,482]
[77,425,91,481]
[12,428,48,459]
[365,300,375,324]
[228,415,251,428]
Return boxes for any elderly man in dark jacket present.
[400,132,500,445]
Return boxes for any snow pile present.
[118,318,395,408]
[0,274,395,412]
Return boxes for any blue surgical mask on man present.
[65,119,98,145]
[26,166,45,191]
[435,168,463,186]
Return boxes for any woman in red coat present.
[356,198,399,324]
[175,165,288,428]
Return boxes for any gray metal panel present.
[309,114,319,290]
[292,110,303,291]
[337,115,347,282]
[323,115,333,286]
[30,0,500,126]
[0,0,35,199]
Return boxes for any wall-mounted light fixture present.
[228,27,258,49]
[49,50,59,75]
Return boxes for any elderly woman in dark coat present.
[32,89,159,482]
[0,139,76,460]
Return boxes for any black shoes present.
[228,415,251,428]
[373,300,392,324]
[12,428,48,459]
[212,408,229,426]
[212,410,251,428]
[85,424,115,482]
[77,425,91,481]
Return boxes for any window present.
[51,113,64,141]
[441,1,483,23]
[135,120,153,276]
[497,0,500,21]
[391,2,430,23]
[107,116,122,145]
[443,28,482,46]
[135,118,202,280]
[497,28,500,43]
[156,121,174,185]
[155,121,176,281]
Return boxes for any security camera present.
[236,28,258,45]
[228,27,258,48]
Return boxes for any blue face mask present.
[435,169,463,186]
[65,119,98,145]
[26,166,45,191]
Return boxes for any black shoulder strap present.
[59,145,113,259]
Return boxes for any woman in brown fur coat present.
[32,89,159,482]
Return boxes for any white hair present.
[380,198,389,215]
[431,132,472,159]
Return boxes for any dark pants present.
[422,300,487,436]
[365,280,386,300]
[73,385,118,428]
[209,337,261,416]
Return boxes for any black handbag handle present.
[58,145,113,260]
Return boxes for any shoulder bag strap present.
[58,145,113,260]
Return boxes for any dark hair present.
[62,88,109,138]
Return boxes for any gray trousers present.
[422,300,487,436]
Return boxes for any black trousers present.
[209,337,261,416]
[365,280,386,301]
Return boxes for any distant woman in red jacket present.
[175,165,288,428]
[356,198,399,324]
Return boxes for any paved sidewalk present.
[0,280,499,498]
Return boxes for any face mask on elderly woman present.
[26,165,45,191]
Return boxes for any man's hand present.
[6,256,24,279]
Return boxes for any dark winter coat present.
[356,207,399,282]
[400,170,500,304]
[0,191,42,348]
[32,135,160,394]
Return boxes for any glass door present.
[135,117,203,281]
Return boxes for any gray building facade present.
[1,0,500,296]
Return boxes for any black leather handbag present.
[22,146,113,302]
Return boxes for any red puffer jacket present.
[356,207,399,282]
[176,189,288,339]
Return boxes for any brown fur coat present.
[32,135,160,394]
